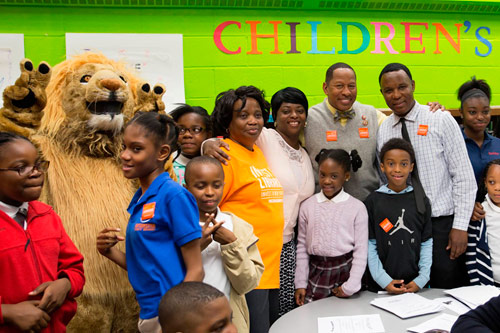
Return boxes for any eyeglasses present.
[178,126,205,135]
[0,160,50,177]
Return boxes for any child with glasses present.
[0,131,85,332]
[170,104,212,185]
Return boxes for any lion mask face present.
[62,63,135,134]
[37,57,139,159]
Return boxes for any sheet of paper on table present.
[370,293,443,319]
[406,313,458,333]
[444,285,500,310]
[317,314,385,333]
[433,297,471,315]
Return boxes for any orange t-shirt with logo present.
[220,139,284,289]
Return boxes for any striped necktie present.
[13,207,28,228]
[400,118,427,215]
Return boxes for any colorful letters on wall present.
[214,20,492,57]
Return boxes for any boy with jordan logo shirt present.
[364,138,433,293]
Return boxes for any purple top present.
[295,189,369,296]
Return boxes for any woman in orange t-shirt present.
[211,86,284,333]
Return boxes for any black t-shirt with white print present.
[364,191,432,288]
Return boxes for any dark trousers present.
[245,288,279,333]
[430,215,469,288]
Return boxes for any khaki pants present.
[138,316,161,333]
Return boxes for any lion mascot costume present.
[0,52,171,332]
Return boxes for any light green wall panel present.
[0,3,498,112]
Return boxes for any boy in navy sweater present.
[364,138,432,293]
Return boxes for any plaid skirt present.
[305,251,353,303]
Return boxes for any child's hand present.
[332,285,349,298]
[403,281,420,293]
[213,225,237,245]
[2,300,50,331]
[471,202,485,221]
[96,227,125,256]
[200,213,223,251]
[295,289,306,306]
[385,279,406,294]
[29,278,72,314]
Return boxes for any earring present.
[304,121,308,128]
[226,128,229,134]
[274,121,277,127]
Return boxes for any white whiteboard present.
[0,34,25,108]
[66,33,185,112]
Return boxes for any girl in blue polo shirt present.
[97,112,203,333]
[458,77,500,184]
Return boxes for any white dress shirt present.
[0,200,29,230]
[377,101,476,231]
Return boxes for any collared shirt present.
[376,184,414,195]
[126,172,201,319]
[462,129,500,184]
[377,101,477,231]
[316,188,350,203]
[0,200,29,229]
[296,188,368,295]
[325,99,387,127]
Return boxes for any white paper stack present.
[317,314,385,333]
[370,293,443,319]
[406,314,458,333]
[433,297,471,315]
[444,285,500,309]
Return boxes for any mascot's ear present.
[153,84,166,114]
[133,82,167,115]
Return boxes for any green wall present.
[0,4,498,112]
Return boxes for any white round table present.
[270,289,459,333]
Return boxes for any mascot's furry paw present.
[134,82,166,115]
[0,59,51,137]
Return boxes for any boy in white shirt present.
[184,156,264,333]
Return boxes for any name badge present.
[326,130,338,142]
[417,124,428,136]
[141,202,156,221]
[379,218,393,233]
[358,127,370,138]
[135,223,156,231]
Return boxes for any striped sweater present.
[466,218,495,285]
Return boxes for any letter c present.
[214,21,241,54]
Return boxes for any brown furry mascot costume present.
[0,53,170,332]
